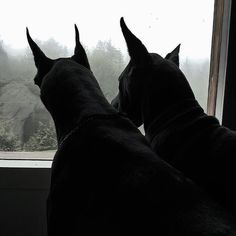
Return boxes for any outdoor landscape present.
[0,37,210,152]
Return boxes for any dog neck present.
[40,60,117,145]
[140,64,197,133]
[144,99,203,140]
[52,99,117,145]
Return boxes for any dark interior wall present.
[0,168,50,236]
[222,1,236,129]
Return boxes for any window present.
[0,0,229,166]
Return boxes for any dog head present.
[111,18,195,127]
[26,25,101,119]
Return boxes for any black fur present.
[27,24,236,235]
[112,17,236,215]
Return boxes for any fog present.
[0,0,214,151]
[1,0,214,57]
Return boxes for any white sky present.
[0,0,214,58]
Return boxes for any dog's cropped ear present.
[120,17,151,66]
[72,24,90,70]
[165,44,180,67]
[26,28,54,87]
[26,28,51,68]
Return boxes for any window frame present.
[207,0,232,123]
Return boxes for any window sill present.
[0,151,54,168]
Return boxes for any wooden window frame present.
[207,0,232,123]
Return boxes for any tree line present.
[0,37,127,151]
[0,37,210,151]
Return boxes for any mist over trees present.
[0,37,209,151]
[0,38,126,151]
[181,57,210,108]
[88,40,126,102]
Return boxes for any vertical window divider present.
[207,0,232,123]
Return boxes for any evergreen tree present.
[0,39,10,83]
[24,121,57,151]
[88,40,126,101]
[0,120,21,151]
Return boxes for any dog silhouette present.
[27,24,236,235]
[112,17,236,216]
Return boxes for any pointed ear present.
[165,44,180,67]
[72,24,90,70]
[26,27,50,68]
[120,17,151,66]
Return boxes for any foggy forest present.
[0,37,210,152]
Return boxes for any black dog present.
[27,25,236,235]
[112,17,236,215]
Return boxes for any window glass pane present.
[0,0,214,156]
